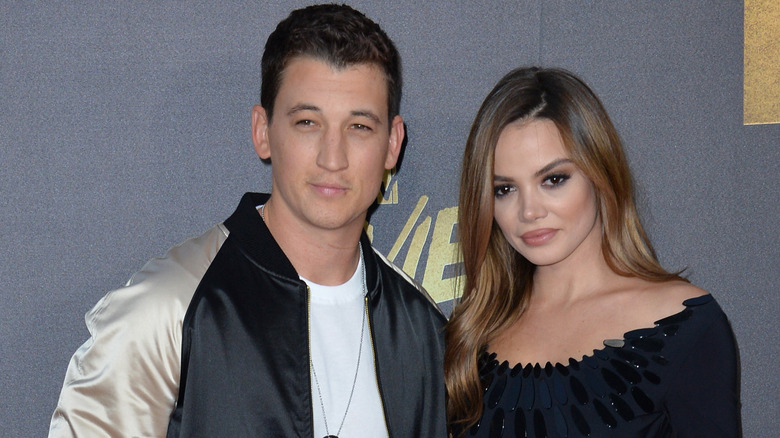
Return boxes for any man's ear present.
[251,105,271,160]
[384,115,404,169]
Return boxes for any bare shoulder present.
[601,277,708,329]
[640,280,709,321]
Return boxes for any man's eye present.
[352,123,372,131]
[296,119,316,127]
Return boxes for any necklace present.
[261,202,366,437]
[310,245,367,438]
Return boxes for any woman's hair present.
[445,66,687,432]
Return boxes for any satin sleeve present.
[664,303,742,437]
[49,224,228,438]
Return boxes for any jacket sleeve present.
[664,309,742,437]
[48,225,227,437]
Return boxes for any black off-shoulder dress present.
[459,295,741,437]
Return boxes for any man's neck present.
[260,199,364,286]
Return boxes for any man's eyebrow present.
[534,158,572,177]
[287,104,320,116]
[351,110,382,125]
[285,105,382,125]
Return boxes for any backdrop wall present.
[1,1,777,436]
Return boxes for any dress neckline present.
[483,294,713,372]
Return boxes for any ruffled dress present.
[460,295,740,437]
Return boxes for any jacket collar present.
[224,192,381,298]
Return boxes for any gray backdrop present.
[1,1,777,436]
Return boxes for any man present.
[49,4,447,437]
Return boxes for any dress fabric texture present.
[49,192,448,438]
[461,294,740,438]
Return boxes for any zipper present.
[365,295,391,437]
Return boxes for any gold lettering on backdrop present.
[388,195,428,261]
[377,168,399,204]
[744,0,780,124]
[402,216,431,277]
[376,195,462,303]
[421,206,460,303]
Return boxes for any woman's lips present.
[520,228,557,246]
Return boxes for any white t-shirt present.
[303,254,389,438]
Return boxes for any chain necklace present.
[310,245,367,438]
[260,203,367,437]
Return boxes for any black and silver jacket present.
[50,192,447,438]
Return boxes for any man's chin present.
[302,210,363,232]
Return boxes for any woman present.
[446,67,740,437]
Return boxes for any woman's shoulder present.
[644,280,708,314]
[604,278,709,332]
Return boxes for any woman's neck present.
[529,231,617,306]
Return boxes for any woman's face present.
[492,118,601,268]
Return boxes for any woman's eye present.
[493,185,513,197]
[543,174,569,187]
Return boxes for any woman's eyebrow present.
[534,158,572,177]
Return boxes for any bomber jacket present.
[50,192,448,437]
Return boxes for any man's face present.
[252,57,403,236]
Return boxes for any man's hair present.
[261,4,402,125]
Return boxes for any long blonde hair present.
[445,67,686,432]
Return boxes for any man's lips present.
[520,228,557,246]
[310,182,349,196]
